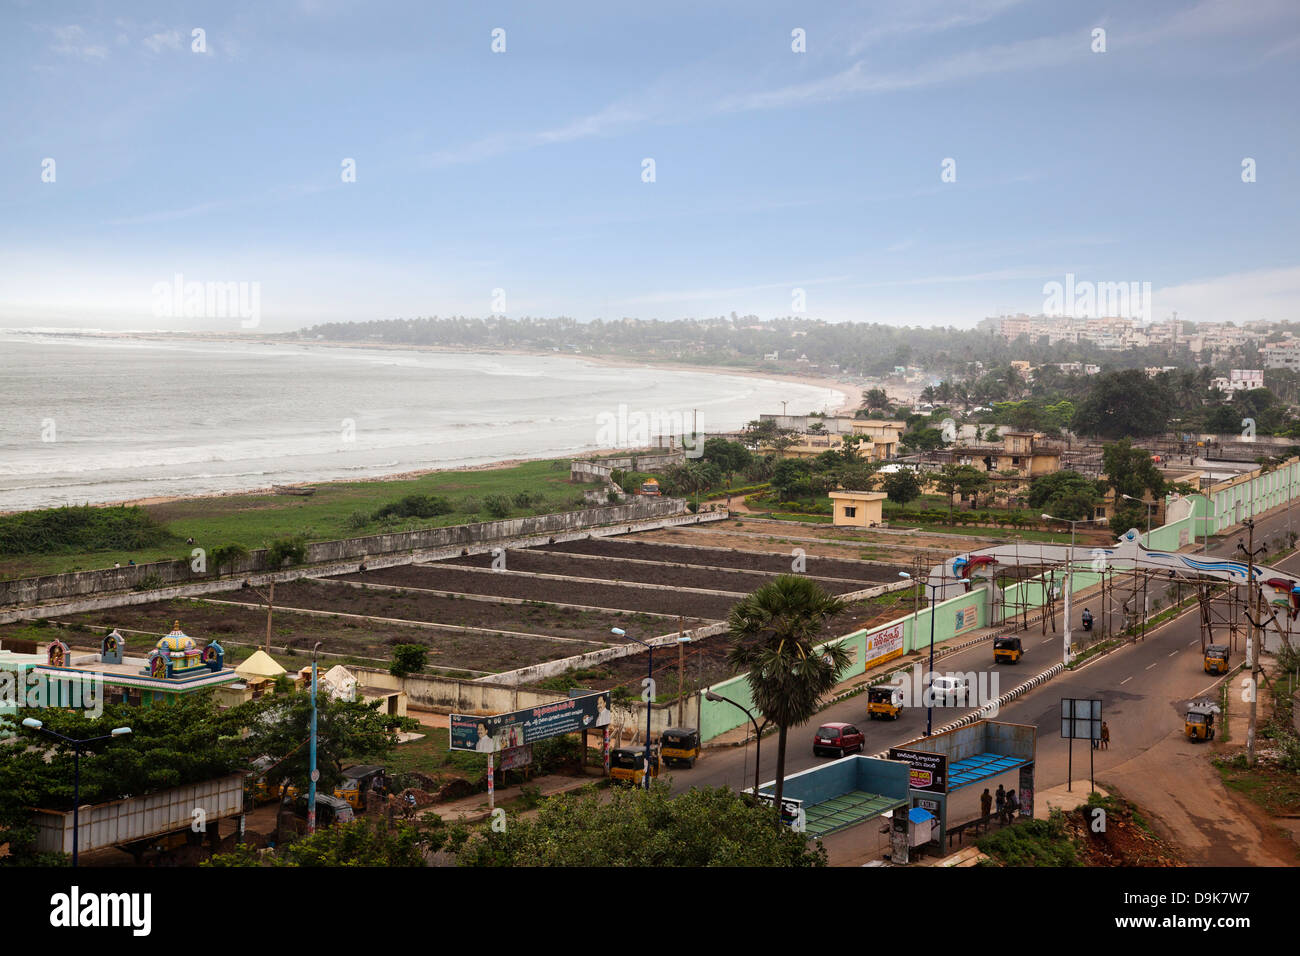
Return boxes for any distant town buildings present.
[1208,369,1264,393]
[990,313,1261,356]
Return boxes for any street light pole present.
[308,641,322,834]
[1043,514,1089,667]
[1238,522,1265,768]
[21,719,131,867]
[612,628,654,790]
[705,690,764,796]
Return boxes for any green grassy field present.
[1,459,586,579]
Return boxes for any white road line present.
[1168,651,1178,657]
[1145,663,1157,670]
[1189,640,1198,646]
[1120,677,1132,685]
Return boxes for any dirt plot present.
[526,597,909,694]
[443,549,866,595]
[340,564,739,619]
[40,596,594,674]
[539,536,900,583]
[214,578,672,643]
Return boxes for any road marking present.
[1145,663,1157,670]
[1188,640,1198,646]
[1168,651,1178,657]
[1120,677,1132,685]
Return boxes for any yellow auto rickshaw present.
[1185,702,1220,742]
[994,636,1023,665]
[659,728,700,768]
[609,748,660,786]
[1203,643,1230,675]
[334,765,388,811]
[867,684,903,720]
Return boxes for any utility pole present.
[1239,520,1264,768]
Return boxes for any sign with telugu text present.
[450,692,612,753]
[864,621,905,667]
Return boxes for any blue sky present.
[1,0,1297,331]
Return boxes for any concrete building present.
[829,490,887,527]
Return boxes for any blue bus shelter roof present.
[947,752,1028,790]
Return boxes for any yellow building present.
[849,420,906,461]
[829,490,887,527]
[954,431,1061,478]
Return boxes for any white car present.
[930,676,970,705]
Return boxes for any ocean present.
[0,332,846,512]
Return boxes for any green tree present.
[727,576,849,826]
[205,817,443,867]
[1101,439,1166,502]
[860,387,891,413]
[209,542,249,576]
[1026,471,1103,521]
[390,643,428,678]
[455,784,825,866]
[933,464,989,520]
[1073,370,1172,439]
[266,536,307,569]
[881,469,922,506]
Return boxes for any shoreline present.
[1,331,865,513]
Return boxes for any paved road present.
[667,501,1299,797]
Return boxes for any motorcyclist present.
[1081,608,1094,631]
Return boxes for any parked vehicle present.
[813,722,864,758]
[659,728,700,768]
[609,748,659,786]
[334,765,388,811]
[930,676,969,705]
[1203,644,1230,675]
[293,793,355,827]
[993,636,1023,664]
[867,684,903,720]
[1185,702,1219,742]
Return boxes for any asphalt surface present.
[667,501,1300,797]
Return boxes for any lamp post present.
[1042,514,1096,667]
[308,640,322,834]
[612,628,654,790]
[22,718,131,867]
[705,690,764,796]
[899,570,970,736]
[1121,494,1157,541]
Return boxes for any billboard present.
[888,748,948,793]
[864,621,905,667]
[450,692,613,753]
[1060,698,1102,740]
[953,604,979,635]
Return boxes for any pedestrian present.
[1101,720,1110,750]
[1006,789,1019,820]
[995,784,1006,823]
[980,787,993,821]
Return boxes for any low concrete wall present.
[0,507,728,625]
[0,497,689,610]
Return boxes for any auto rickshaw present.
[659,728,700,768]
[334,765,388,811]
[293,793,355,827]
[867,684,903,720]
[1185,702,1220,742]
[609,747,660,786]
[993,636,1023,665]
[1203,644,1230,675]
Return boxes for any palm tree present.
[726,576,850,827]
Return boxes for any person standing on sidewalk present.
[980,788,993,821]
[995,784,1006,823]
[1100,720,1110,750]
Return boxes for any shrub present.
[483,495,512,519]
[389,643,428,678]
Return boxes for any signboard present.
[888,748,948,793]
[754,792,803,829]
[864,621,905,667]
[1060,698,1102,740]
[498,745,533,772]
[953,604,979,635]
[450,692,612,752]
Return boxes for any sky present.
[0,0,1297,332]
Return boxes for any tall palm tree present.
[727,575,850,827]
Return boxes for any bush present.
[0,504,173,556]
[266,537,307,569]
[373,494,453,521]
[389,644,428,678]
[483,495,512,519]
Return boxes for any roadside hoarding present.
[450,692,613,753]
[888,747,948,793]
[1060,698,1102,740]
[953,604,979,635]
[864,621,905,668]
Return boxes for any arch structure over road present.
[928,527,1300,642]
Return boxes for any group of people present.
[980,784,1021,825]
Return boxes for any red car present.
[813,722,865,758]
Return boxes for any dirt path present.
[1099,731,1299,866]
